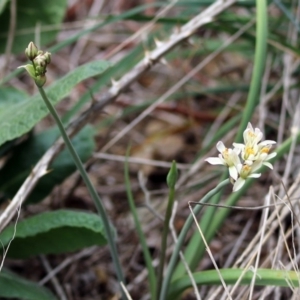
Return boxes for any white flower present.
[206,123,276,192]
[233,161,262,192]
[243,122,263,147]
[205,122,277,192]
[205,141,240,180]
[233,123,276,166]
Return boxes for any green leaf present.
[168,268,300,299]
[0,88,31,157]
[0,210,110,259]
[0,0,9,15]
[0,269,57,300]
[0,125,95,203]
[0,87,29,109]
[0,0,67,53]
[18,64,36,78]
[0,60,111,147]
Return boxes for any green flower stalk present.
[19,42,125,298]
[157,161,178,298]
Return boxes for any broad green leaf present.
[0,125,95,203]
[0,87,31,156]
[0,210,110,259]
[0,270,57,300]
[0,269,57,300]
[0,60,111,147]
[0,0,67,53]
[0,87,29,109]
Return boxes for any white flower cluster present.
[205,123,277,192]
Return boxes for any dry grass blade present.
[170,202,202,300]
[189,202,232,300]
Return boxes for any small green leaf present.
[0,269,57,300]
[167,160,178,189]
[0,125,95,203]
[0,0,67,53]
[18,64,36,79]
[0,210,111,259]
[0,60,111,147]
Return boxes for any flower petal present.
[248,173,261,178]
[259,140,276,146]
[233,178,245,192]
[205,157,224,165]
[216,141,226,152]
[266,152,277,160]
[233,143,244,150]
[247,122,254,131]
[263,162,273,169]
[228,165,238,180]
[251,160,263,172]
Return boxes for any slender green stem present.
[159,179,230,300]
[234,0,268,143]
[37,86,125,296]
[124,153,157,300]
[173,172,228,280]
[156,185,176,298]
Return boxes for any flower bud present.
[33,54,47,75]
[34,55,46,66]
[43,52,51,64]
[25,42,38,60]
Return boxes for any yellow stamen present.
[260,147,269,154]
[244,146,255,159]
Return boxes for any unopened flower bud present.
[43,52,51,64]
[25,42,38,60]
[34,55,47,75]
[34,55,46,66]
